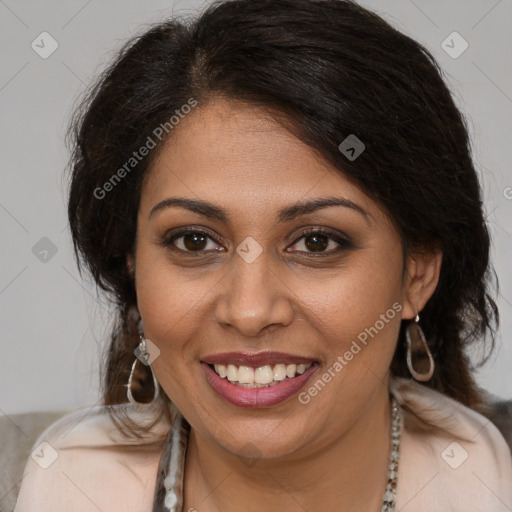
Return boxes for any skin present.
[127,97,442,512]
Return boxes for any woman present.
[13,0,512,511]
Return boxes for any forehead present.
[140,98,382,225]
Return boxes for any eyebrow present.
[148,196,370,225]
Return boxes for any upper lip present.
[201,351,318,367]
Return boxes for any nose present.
[214,250,294,338]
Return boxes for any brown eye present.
[160,229,225,254]
[303,233,330,252]
[181,232,208,251]
[287,229,351,254]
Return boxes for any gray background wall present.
[1,0,511,416]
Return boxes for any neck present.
[182,383,393,512]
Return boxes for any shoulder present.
[391,377,512,511]
[13,402,172,512]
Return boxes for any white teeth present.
[273,364,287,381]
[254,365,274,384]
[213,362,313,385]
[237,366,254,384]
[216,364,227,378]
[286,364,297,378]
[226,364,238,382]
[296,364,307,375]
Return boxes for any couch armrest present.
[481,397,512,453]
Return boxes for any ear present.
[127,254,135,277]
[401,248,442,320]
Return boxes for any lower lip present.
[201,362,319,408]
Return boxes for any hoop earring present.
[127,335,160,405]
[405,314,434,382]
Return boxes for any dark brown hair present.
[67,0,499,434]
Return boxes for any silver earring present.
[127,335,160,405]
[405,314,434,382]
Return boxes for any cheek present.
[294,250,403,352]
[292,254,403,423]
[133,243,217,360]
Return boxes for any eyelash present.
[158,227,352,256]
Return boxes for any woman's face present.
[131,98,431,460]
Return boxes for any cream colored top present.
[13,377,512,511]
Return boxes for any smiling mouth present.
[207,362,315,388]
